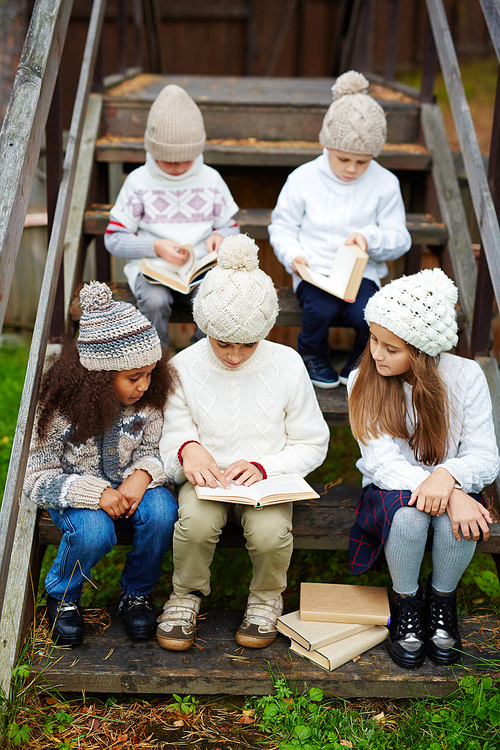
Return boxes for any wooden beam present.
[476,356,500,502]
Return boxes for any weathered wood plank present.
[84,204,447,246]
[95,136,432,171]
[475,356,500,502]
[420,103,477,341]
[30,610,500,698]
[426,0,500,310]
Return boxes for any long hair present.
[349,340,450,466]
[36,337,177,445]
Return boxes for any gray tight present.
[384,506,477,595]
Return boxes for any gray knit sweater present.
[25,406,167,510]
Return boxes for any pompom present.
[419,268,458,305]
[79,281,113,313]
[331,70,369,101]
[217,234,259,271]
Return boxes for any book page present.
[197,473,316,502]
[328,244,357,290]
[143,245,195,285]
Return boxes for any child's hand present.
[154,239,190,265]
[408,467,456,515]
[224,460,263,486]
[345,232,368,252]
[180,442,230,489]
[446,488,492,541]
[292,256,307,273]
[206,233,224,253]
[118,469,152,517]
[99,488,130,519]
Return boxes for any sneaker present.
[156,593,201,651]
[387,587,425,669]
[301,355,339,389]
[424,577,462,665]
[235,594,283,648]
[46,593,84,646]
[339,354,361,385]
[118,592,157,639]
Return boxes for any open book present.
[290,625,388,671]
[195,473,319,509]
[139,244,217,294]
[295,243,368,302]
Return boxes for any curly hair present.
[36,337,177,445]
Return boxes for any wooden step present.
[84,204,447,246]
[104,74,421,143]
[30,609,500,697]
[95,135,432,171]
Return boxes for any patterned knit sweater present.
[25,405,167,510]
[160,338,330,484]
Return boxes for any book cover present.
[300,583,390,626]
[277,610,372,651]
[195,473,319,509]
[295,244,368,302]
[290,625,388,671]
[139,245,217,294]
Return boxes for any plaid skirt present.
[349,484,484,575]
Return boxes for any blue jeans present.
[296,277,379,360]
[46,486,178,600]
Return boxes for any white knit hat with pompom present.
[364,268,459,356]
[319,70,387,156]
[193,235,279,343]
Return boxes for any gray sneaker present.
[156,593,201,651]
[235,594,283,648]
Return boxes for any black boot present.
[387,586,425,669]
[424,577,462,665]
[118,592,157,639]
[46,593,84,646]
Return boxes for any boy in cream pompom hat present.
[157,235,329,652]
[270,70,411,389]
[105,84,240,346]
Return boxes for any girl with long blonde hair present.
[348,269,499,669]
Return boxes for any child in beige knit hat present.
[270,70,411,390]
[104,84,240,346]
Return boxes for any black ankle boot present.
[424,578,462,665]
[46,593,84,646]
[118,592,157,639]
[387,586,425,669]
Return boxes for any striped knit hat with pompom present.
[193,235,279,343]
[364,268,459,357]
[77,281,162,371]
[319,70,387,156]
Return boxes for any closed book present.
[294,244,368,302]
[277,610,372,651]
[290,625,388,671]
[300,583,390,627]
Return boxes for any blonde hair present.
[349,341,450,466]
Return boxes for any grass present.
[0,338,30,496]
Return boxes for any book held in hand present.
[277,610,372,652]
[290,625,388,671]
[139,244,217,294]
[300,583,390,626]
[295,243,368,302]
[194,473,319,509]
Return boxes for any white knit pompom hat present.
[144,84,206,162]
[193,235,279,343]
[319,70,387,157]
[364,268,459,357]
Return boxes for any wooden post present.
[46,76,65,343]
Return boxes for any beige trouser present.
[172,481,294,601]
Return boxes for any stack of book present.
[277,583,390,671]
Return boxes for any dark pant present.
[296,277,379,360]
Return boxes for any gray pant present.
[384,506,477,596]
[134,275,203,346]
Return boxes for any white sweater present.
[105,154,239,291]
[347,353,500,494]
[269,151,411,290]
[160,339,330,484]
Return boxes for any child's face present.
[156,160,194,176]
[209,337,259,369]
[114,363,156,405]
[369,323,411,378]
[327,149,373,182]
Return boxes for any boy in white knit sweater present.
[269,71,411,389]
[104,84,239,346]
[157,235,329,652]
